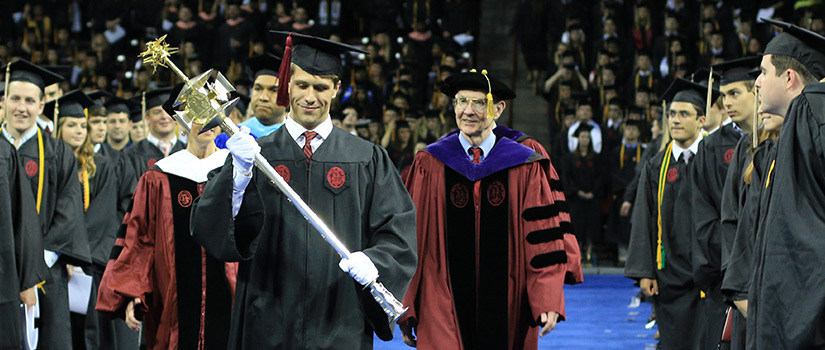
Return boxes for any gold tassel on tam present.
[475,69,496,118]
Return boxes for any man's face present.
[721,81,755,125]
[342,107,358,126]
[623,125,640,141]
[288,65,340,130]
[668,101,705,143]
[146,106,174,138]
[4,81,44,134]
[608,105,623,121]
[107,112,130,142]
[383,109,399,124]
[637,55,651,71]
[130,120,148,142]
[755,54,789,116]
[576,105,592,122]
[250,75,285,123]
[88,115,107,144]
[44,83,62,103]
[454,90,501,138]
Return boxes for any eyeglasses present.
[454,96,488,113]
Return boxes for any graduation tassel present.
[660,100,670,152]
[276,34,293,107]
[752,88,759,151]
[470,69,496,119]
[82,169,90,211]
[142,91,147,121]
[2,62,9,124]
[705,67,714,120]
[53,98,60,138]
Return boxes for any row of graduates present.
[0,32,583,350]
[625,18,825,349]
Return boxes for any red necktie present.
[303,131,318,163]
[470,147,483,164]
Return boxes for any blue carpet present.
[374,274,657,349]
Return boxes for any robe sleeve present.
[625,161,657,280]
[96,171,163,318]
[517,160,568,321]
[190,156,265,262]
[397,152,431,326]
[689,141,723,292]
[116,152,138,222]
[559,154,580,197]
[360,145,418,339]
[45,141,92,265]
[520,137,582,285]
[719,139,748,273]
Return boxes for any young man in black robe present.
[190,32,417,349]
[0,59,92,349]
[747,19,825,349]
[625,78,709,350]
[607,119,646,264]
[0,126,48,350]
[123,87,187,179]
[690,56,759,349]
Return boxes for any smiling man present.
[626,78,709,350]
[690,56,760,350]
[398,70,568,350]
[190,32,417,350]
[0,59,91,350]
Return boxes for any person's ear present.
[494,101,506,119]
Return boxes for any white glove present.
[226,126,259,175]
[338,251,378,286]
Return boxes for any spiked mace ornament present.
[140,36,407,322]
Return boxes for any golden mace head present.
[139,35,179,74]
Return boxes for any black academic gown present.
[560,151,606,245]
[78,153,139,350]
[1,127,92,350]
[607,142,645,245]
[123,138,186,179]
[191,126,417,350]
[720,137,771,350]
[0,141,48,350]
[98,142,138,221]
[625,144,703,350]
[748,83,825,349]
[622,136,662,206]
[690,123,743,349]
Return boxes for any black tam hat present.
[43,90,94,121]
[712,56,762,85]
[2,59,64,91]
[762,18,825,80]
[662,78,720,112]
[104,97,139,115]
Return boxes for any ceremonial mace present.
[140,36,407,322]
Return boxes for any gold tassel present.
[480,69,495,118]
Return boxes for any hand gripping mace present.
[140,36,407,322]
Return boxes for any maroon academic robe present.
[96,151,237,350]
[400,133,567,350]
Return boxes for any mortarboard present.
[439,70,516,100]
[661,78,720,111]
[230,91,251,117]
[607,97,624,107]
[43,90,94,121]
[87,90,113,108]
[42,65,74,86]
[104,97,139,115]
[762,18,825,80]
[270,31,369,106]
[712,56,762,85]
[624,118,647,129]
[128,106,143,123]
[145,87,173,109]
[2,59,64,91]
[247,53,282,80]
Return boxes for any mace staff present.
[139,35,407,322]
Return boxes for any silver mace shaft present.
[140,36,407,322]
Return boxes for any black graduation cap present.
[762,18,825,80]
[627,106,646,117]
[247,53,282,80]
[43,90,94,121]
[42,65,74,86]
[661,78,720,111]
[230,91,251,116]
[86,90,113,108]
[145,87,173,109]
[439,70,516,100]
[607,97,624,107]
[2,59,64,91]
[161,83,185,118]
[712,56,762,85]
[747,67,761,79]
[572,122,593,136]
[624,118,647,129]
[269,31,369,107]
[103,97,138,115]
[129,105,144,123]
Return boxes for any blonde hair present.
[743,128,779,185]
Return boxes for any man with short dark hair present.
[123,88,187,178]
[191,32,417,349]
[747,19,825,349]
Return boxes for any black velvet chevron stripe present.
[550,178,565,190]
[530,250,567,268]
[526,228,565,244]
[108,245,124,261]
[522,201,568,221]
[559,220,574,234]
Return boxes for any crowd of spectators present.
[0,0,480,172]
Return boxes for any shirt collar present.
[622,138,639,147]
[730,122,744,136]
[36,117,53,132]
[458,127,497,162]
[145,132,178,150]
[284,113,334,143]
[94,143,102,153]
[671,134,703,159]
[1,123,38,149]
